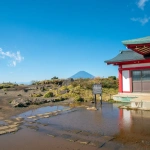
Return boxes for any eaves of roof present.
[122,36,150,45]
[104,50,145,64]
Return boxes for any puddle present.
[18,105,68,118]
[13,102,150,136]
[0,102,150,149]
[12,102,150,137]
[0,102,150,148]
[0,120,6,126]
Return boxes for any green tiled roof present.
[122,36,150,45]
[105,50,145,64]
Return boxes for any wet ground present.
[0,102,150,150]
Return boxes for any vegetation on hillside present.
[31,77,118,102]
[0,82,18,89]
[0,77,118,103]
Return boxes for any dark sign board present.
[92,84,102,94]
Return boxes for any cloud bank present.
[131,16,150,25]
[131,0,149,25]
[137,0,149,10]
[0,48,24,66]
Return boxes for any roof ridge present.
[122,36,150,45]
[120,49,133,52]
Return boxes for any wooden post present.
[94,94,96,108]
[100,94,102,105]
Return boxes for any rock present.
[40,86,45,92]
[11,98,31,107]
[62,78,74,86]
[59,90,68,95]
[6,127,19,133]
[87,107,97,111]
[11,97,52,107]
[0,130,7,135]
[23,89,28,92]
[46,99,52,103]
[27,116,37,119]
[31,98,47,105]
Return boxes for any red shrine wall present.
[118,62,150,93]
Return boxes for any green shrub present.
[74,96,84,102]
[31,93,43,97]
[3,88,7,91]
[44,91,54,98]
[51,76,58,79]
[108,76,117,80]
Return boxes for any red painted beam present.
[120,66,150,71]
[118,65,123,93]
[107,59,150,65]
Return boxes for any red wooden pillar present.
[118,65,123,93]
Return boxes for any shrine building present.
[105,36,150,93]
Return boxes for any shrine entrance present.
[132,70,150,92]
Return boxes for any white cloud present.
[137,0,149,10]
[0,48,24,67]
[131,16,150,25]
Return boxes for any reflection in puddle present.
[1,102,150,141]
[16,102,150,137]
[119,109,131,131]
[118,108,150,136]
[0,102,150,150]
[0,120,6,125]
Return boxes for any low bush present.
[44,91,54,98]
[31,93,43,97]
[74,96,84,102]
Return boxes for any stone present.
[11,98,31,107]
[0,130,7,135]
[37,114,44,117]
[31,98,47,105]
[4,120,13,124]
[27,116,37,119]
[7,124,18,128]
[66,137,78,142]
[77,139,90,145]
[87,107,97,110]
[15,117,24,121]
[43,115,50,118]
[44,112,52,115]
[6,127,19,133]
[0,126,9,130]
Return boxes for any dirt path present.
[0,88,150,150]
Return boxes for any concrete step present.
[113,95,137,102]
[130,97,150,110]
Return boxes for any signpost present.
[92,84,102,107]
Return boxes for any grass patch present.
[31,93,43,97]
[43,91,54,98]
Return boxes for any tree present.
[51,76,58,80]
[108,76,116,80]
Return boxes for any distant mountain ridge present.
[70,71,95,79]
[16,81,31,85]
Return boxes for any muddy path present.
[0,101,150,149]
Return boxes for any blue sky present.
[0,0,150,82]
